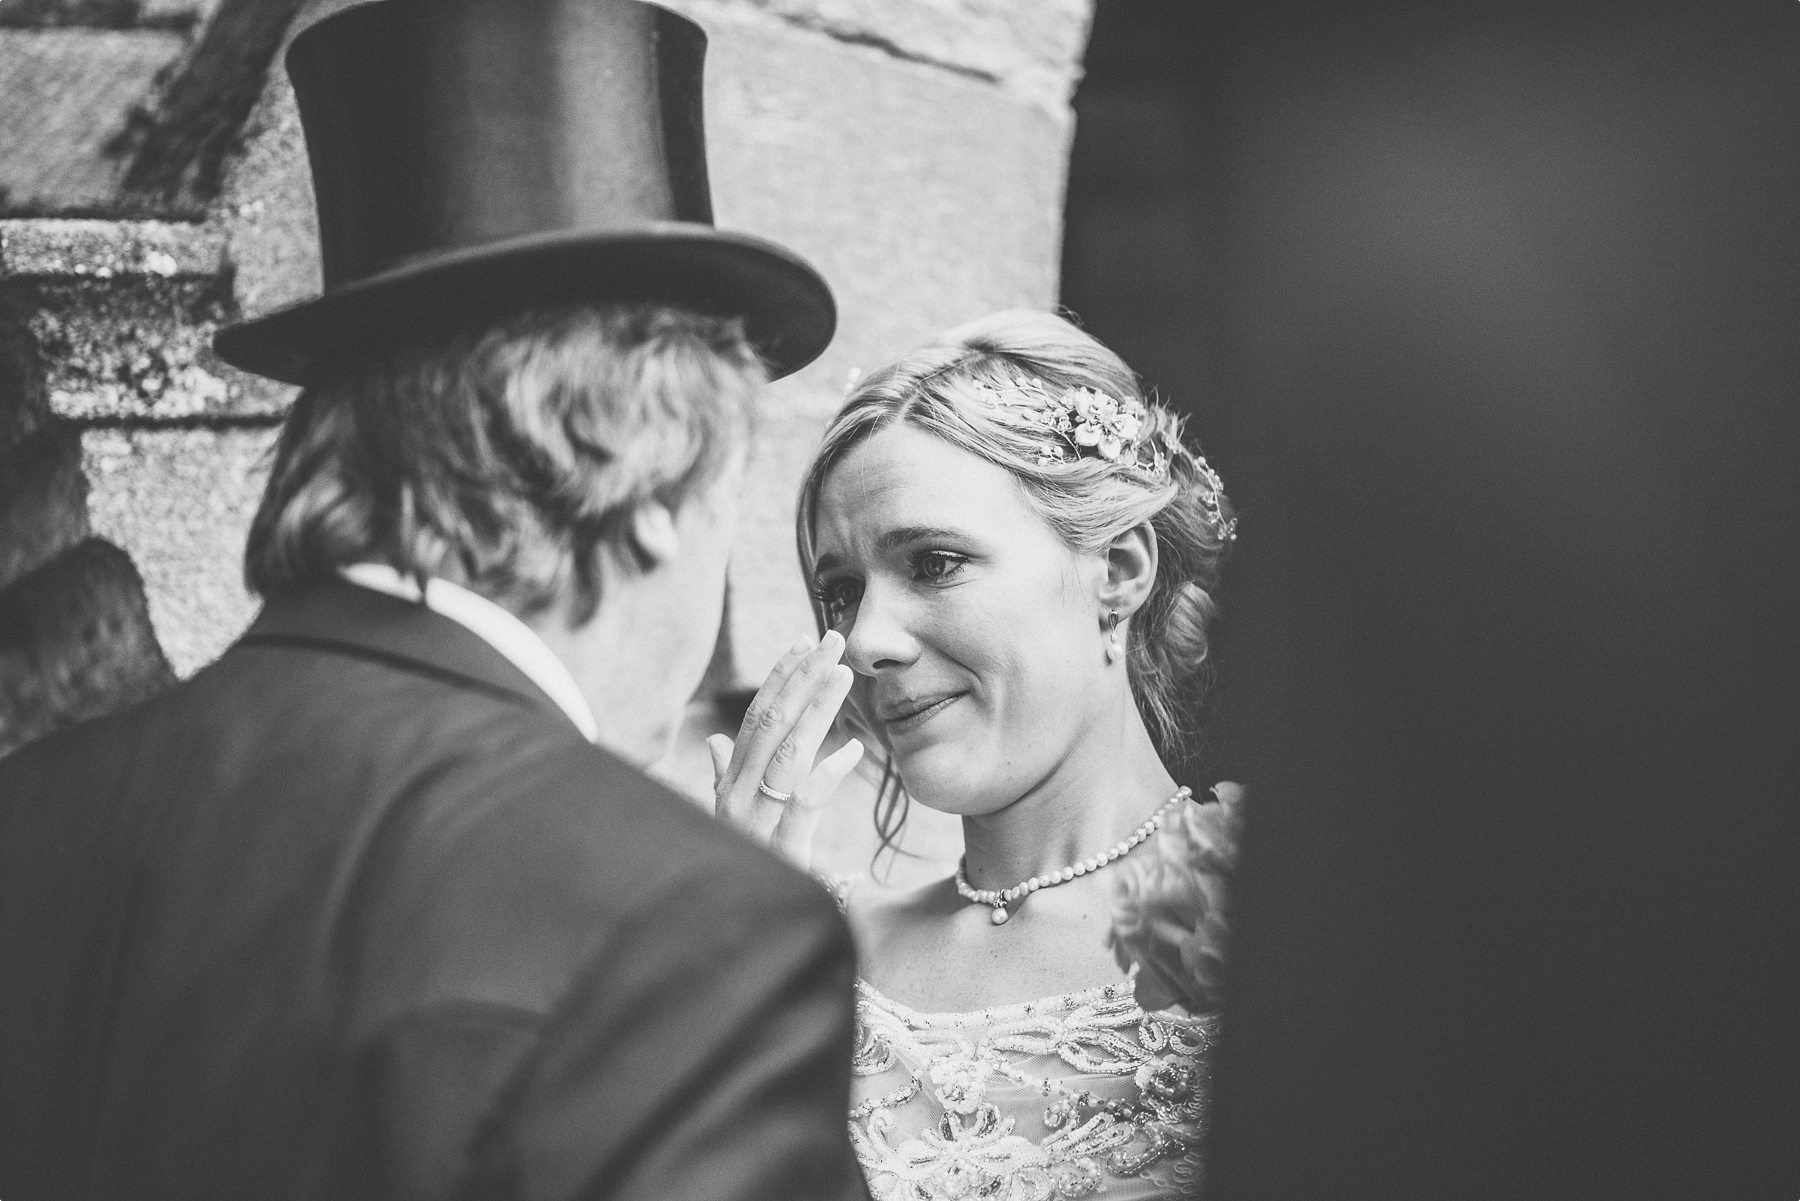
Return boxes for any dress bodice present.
[848,976,1217,1201]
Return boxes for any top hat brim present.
[213,224,835,386]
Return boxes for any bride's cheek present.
[845,681,877,729]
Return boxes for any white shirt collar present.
[339,563,599,743]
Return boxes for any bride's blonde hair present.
[795,309,1235,858]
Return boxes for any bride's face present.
[810,424,1109,815]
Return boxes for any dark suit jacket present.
[0,580,869,1201]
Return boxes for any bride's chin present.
[891,752,999,818]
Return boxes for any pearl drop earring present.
[1106,609,1123,663]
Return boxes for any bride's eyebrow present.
[812,525,972,576]
[876,525,969,554]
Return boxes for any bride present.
[710,310,1240,1200]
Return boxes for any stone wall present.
[0,223,182,755]
[0,0,1094,874]
[1,0,251,757]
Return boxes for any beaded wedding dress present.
[847,975,1217,1201]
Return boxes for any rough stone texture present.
[0,536,174,758]
[0,217,291,420]
[201,0,383,326]
[0,211,280,723]
[0,29,187,215]
[137,0,215,27]
[0,216,226,278]
[115,0,311,208]
[82,425,274,675]
[671,0,1092,117]
[0,0,139,27]
[0,0,211,29]
[0,420,89,590]
[210,69,317,325]
[27,275,234,419]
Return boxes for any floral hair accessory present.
[970,371,1238,542]
[970,372,1165,476]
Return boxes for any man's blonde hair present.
[247,304,765,622]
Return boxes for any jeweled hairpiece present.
[969,372,1238,542]
[1190,454,1237,543]
[970,373,1161,471]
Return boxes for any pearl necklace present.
[954,786,1192,925]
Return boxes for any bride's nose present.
[842,585,920,677]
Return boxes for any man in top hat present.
[0,1,868,1199]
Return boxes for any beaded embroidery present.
[848,979,1217,1201]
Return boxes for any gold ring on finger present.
[757,780,795,803]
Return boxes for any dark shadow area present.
[1063,1,1237,785]
[1066,1,1800,1196]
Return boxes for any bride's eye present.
[809,577,861,626]
[912,551,967,585]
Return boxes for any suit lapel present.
[236,579,577,733]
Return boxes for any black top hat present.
[213,0,835,385]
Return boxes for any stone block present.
[210,65,318,325]
[82,424,275,675]
[0,218,290,419]
[0,217,226,279]
[671,0,1093,117]
[0,536,174,758]
[0,0,209,29]
[137,0,217,29]
[206,0,370,328]
[23,273,239,420]
[0,29,187,216]
[688,9,1075,684]
[0,0,139,26]
[0,217,292,418]
[0,419,89,590]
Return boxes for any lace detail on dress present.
[848,978,1217,1201]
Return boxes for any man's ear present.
[623,499,682,572]
[1099,520,1158,618]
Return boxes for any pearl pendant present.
[949,787,1193,929]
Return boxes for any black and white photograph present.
[2,1,1797,1198]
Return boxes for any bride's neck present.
[959,716,1177,889]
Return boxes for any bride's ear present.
[1098,520,1158,619]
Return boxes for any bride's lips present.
[876,691,963,737]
